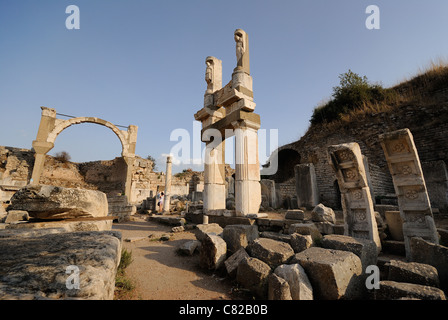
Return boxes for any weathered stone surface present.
[379,129,439,259]
[260,231,291,243]
[199,234,227,270]
[322,234,378,270]
[274,264,313,300]
[285,210,304,221]
[178,240,200,256]
[224,247,249,278]
[268,273,292,300]
[9,185,108,220]
[222,224,258,253]
[288,223,322,241]
[4,218,113,232]
[311,203,336,224]
[195,223,223,241]
[236,257,271,299]
[291,247,363,300]
[374,281,446,300]
[290,233,313,253]
[314,221,335,235]
[248,238,294,268]
[328,143,381,252]
[409,237,448,290]
[387,259,440,287]
[4,210,29,223]
[294,163,319,209]
[0,229,122,300]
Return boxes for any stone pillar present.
[379,128,439,260]
[30,107,57,185]
[203,136,226,214]
[233,119,261,216]
[294,163,319,209]
[328,142,382,252]
[123,156,134,203]
[163,156,172,213]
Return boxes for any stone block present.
[311,203,336,224]
[290,233,313,253]
[4,210,29,223]
[236,257,272,299]
[9,185,108,220]
[294,163,319,209]
[288,223,322,241]
[268,273,292,300]
[178,240,200,256]
[248,238,294,268]
[224,247,249,278]
[273,263,313,300]
[222,224,259,253]
[195,223,223,241]
[314,222,335,235]
[322,234,378,270]
[291,247,363,300]
[387,259,440,287]
[374,281,446,300]
[409,237,448,290]
[0,230,122,300]
[260,231,291,243]
[285,209,304,221]
[199,234,227,270]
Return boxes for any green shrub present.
[310,70,395,125]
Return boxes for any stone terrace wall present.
[0,146,201,205]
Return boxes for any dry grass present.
[318,58,448,128]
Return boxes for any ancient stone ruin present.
[1,29,448,301]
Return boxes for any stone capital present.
[40,106,56,118]
[31,140,54,154]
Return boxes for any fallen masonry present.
[178,203,448,300]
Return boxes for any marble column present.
[233,119,261,216]
[163,156,172,213]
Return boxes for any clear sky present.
[1,0,448,173]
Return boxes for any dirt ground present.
[112,215,245,300]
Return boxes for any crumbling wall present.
[269,102,448,210]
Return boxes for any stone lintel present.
[214,82,253,108]
[194,106,225,122]
[201,110,260,141]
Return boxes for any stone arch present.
[47,117,130,157]
[30,107,138,202]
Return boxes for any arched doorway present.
[30,107,138,201]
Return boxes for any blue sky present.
[1,0,448,173]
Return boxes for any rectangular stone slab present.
[379,128,439,259]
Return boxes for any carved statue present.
[204,56,222,95]
[205,58,213,94]
[234,31,245,64]
[233,29,249,74]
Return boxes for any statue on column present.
[233,29,250,74]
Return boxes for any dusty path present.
[112,215,238,300]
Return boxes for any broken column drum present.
[194,29,261,217]
[379,128,439,259]
[328,142,382,252]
